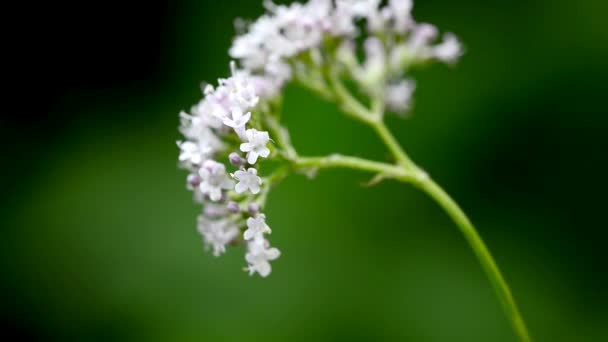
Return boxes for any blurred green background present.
[1,0,607,341]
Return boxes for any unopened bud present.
[187,174,201,188]
[227,201,240,214]
[229,152,245,166]
[248,203,260,215]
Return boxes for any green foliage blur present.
[1,0,607,340]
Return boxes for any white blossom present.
[233,168,262,194]
[221,107,251,130]
[198,160,234,201]
[178,141,209,166]
[388,0,414,33]
[179,111,224,155]
[240,129,271,164]
[433,33,463,64]
[197,215,239,256]
[244,214,271,240]
[245,235,280,277]
[385,79,416,113]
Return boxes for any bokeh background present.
[1,0,607,341]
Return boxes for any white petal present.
[257,261,271,277]
[241,111,251,124]
[220,178,234,189]
[235,182,248,194]
[240,142,253,152]
[247,152,259,164]
[243,229,255,240]
[250,183,261,194]
[234,170,247,179]
[266,248,280,260]
[209,189,222,201]
[258,147,270,158]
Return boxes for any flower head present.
[178,0,462,278]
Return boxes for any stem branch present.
[370,120,417,170]
[286,69,531,341]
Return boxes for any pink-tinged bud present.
[227,201,240,213]
[248,203,260,215]
[187,174,201,188]
[229,152,246,166]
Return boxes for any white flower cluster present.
[178,62,280,277]
[178,0,462,278]
[230,0,462,114]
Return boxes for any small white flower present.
[197,215,239,256]
[226,64,260,109]
[389,0,414,33]
[221,107,251,129]
[233,168,262,194]
[385,79,416,113]
[178,141,210,166]
[433,33,463,64]
[198,160,234,201]
[245,236,280,277]
[244,214,271,240]
[408,23,438,51]
[240,129,271,164]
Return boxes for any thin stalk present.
[415,178,531,342]
[294,68,531,340]
[296,154,411,180]
[370,120,416,170]
[371,120,531,342]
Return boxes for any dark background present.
[1,0,607,341]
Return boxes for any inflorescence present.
[178,0,462,277]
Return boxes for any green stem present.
[290,135,531,342]
[293,67,531,341]
[325,71,376,125]
[371,122,531,342]
[370,120,417,170]
[415,178,531,342]
[296,154,412,181]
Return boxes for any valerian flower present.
[240,129,271,164]
[244,214,272,240]
[178,0,463,278]
[385,79,416,113]
[178,141,209,166]
[233,168,262,194]
[198,160,234,201]
[197,215,239,257]
[245,236,281,277]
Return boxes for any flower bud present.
[229,152,246,166]
[187,173,201,188]
[248,202,260,215]
[227,201,240,214]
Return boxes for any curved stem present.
[371,121,531,341]
[289,70,530,340]
[415,178,531,342]
[290,136,531,342]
